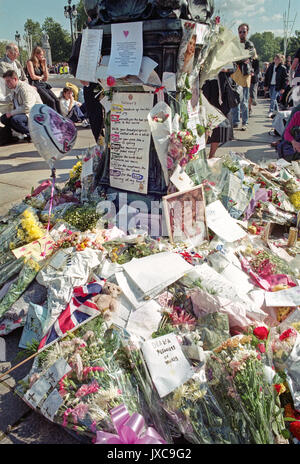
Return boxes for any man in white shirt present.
[0,43,27,84]
[0,70,42,142]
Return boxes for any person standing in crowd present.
[249,50,260,116]
[264,54,288,118]
[26,46,61,114]
[291,47,300,86]
[0,43,27,87]
[0,70,42,143]
[230,23,255,131]
[202,71,235,158]
[286,56,292,74]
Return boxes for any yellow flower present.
[289,192,300,210]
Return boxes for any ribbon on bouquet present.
[95,404,166,445]
[41,167,56,257]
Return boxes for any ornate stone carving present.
[84,0,214,24]
[97,0,154,23]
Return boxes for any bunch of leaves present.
[63,204,102,232]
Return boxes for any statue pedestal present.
[94,19,191,209]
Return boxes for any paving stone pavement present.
[0,92,280,444]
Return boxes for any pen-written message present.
[109,92,154,194]
[142,333,194,397]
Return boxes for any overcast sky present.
[0,0,299,43]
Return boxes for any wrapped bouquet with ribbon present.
[95,404,167,444]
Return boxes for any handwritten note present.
[142,333,194,397]
[108,22,143,78]
[76,28,103,83]
[109,92,153,194]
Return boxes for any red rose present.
[290,421,300,440]
[253,326,269,340]
[107,76,116,87]
[279,328,297,341]
[274,384,281,394]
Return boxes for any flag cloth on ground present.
[38,279,106,350]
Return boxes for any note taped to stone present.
[109,92,153,194]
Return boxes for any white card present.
[76,28,103,83]
[40,389,63,422]
[142,333,194,397]
[81,155,94,179]
[206,200,247,242]
[170,165,195,191]
[99,95,112,113]
[196,23,210,44]
[162,72,177,92]
[139,56,158,84]
[108,22,143,78]
[265,286,300,307]
[126,300,162,340]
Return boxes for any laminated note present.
[76,28,103,83]
[24,377,52,408]
[43,358,72,388]
[142,333,194,397]
[109,92,153,194]
[108,22,143,78]
[40,389,63,422]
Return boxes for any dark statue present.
[83,0,214,24]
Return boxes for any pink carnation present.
[75,379,100,398]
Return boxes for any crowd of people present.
[0,27,299,158]
[0,43,89,145]
[202,22,300,159]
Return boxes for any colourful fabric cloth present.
[284,112,300,142]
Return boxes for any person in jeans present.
[0,70,42,142]
[264,54,287,118]
[230,23,255,131]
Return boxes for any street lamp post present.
[15,30,22,65]
[64,0,77,46]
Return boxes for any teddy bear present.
[92,282,122,319]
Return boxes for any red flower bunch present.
[290,421,300,440]
[169,306,196,327]
[253,326,269,340]
[279,328,297,341]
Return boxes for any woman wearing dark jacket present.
[202,71,234,158]
[264,54,288,117]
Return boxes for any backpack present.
[0,125,14,146]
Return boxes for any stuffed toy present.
[92,282,122,318]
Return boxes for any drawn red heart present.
[123,30,129,38]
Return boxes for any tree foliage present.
[42,17,72,63]
[24,19,43,47]
[75,0,88,33]
[250,30,300,64]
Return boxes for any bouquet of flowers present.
[167,130,200,180]
[206,334,287,444]
[17,317,149,442]
[0,258,41,319]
